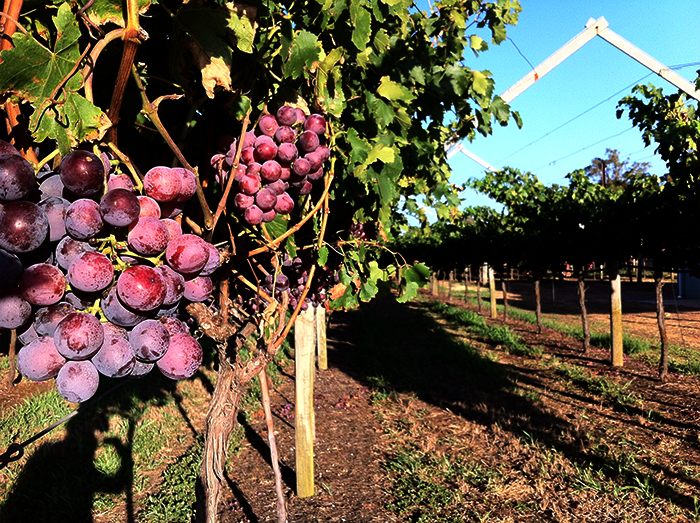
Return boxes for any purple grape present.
[65,199,103,240]
[274,192,295,215]
[39,174,65,200]
[130,360,155,378]
[117,265,167,311]
[199,243,221,276]
[277,143,299,164]
[156,333,203,380]
[91,336,136,378]
[305,151,324,172]
[137,195,161,218]
[156,264,185,305]
[161,218,183,240]
[241,147,255,165]
[235,193,254,210]
[261,160,282,183]
[233,164,248,182]
[17,336,66,381]
[59,150,105,197]
[291,158,310,176]
[165,234,210,275]
[173,167,198,202]
[297,180,313,195]
[101,286,148,327]
[161,316,188,336]
[304,114,327,135]
[0,248,23,291]
[107,173,135,191]
[238,175,261,196]
[33,302,76,337]
[39,196,69,242]
[19,263,66,306]
[0,153,36,201]
[128,216,169,256]
[279,165,292,181]
[274,126,297,144]
[54,312,104,361]
[56,360,100,403]
[144,166,182,203]
[298,130,320,152]
[67,251,114,293]
[130,319,170,363]
[244,205,263,225]
[307,167,324,182]
[0,201,49,253]
[255,188,277,212]
[183,275,213,302]
[102,321,129,342]
[266,180,288,196]
[261,210,277,223]
[246,162,262,178]
[295,108,306,124]
[276,106,298,127]
[254,138,278,163]
[0,139,20,156]
[100,188,140,227]
[55,237,95,270]
[316,145,331,162]
[258,114,279,137]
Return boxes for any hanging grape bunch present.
[211,106,330,225]
[0,143,221,403]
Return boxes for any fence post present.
[294,307,315,497]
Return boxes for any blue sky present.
[443,0,700,209]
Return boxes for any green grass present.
[555,363,642,410]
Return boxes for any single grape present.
[0,248,23,291]
[0,201,49,253]
[297,130,320,153]
[17,336,66,381]
[266,180,288,196]
[54,312,104,361]
[161,218,183,240]
[130,319,170,363]
[102,321,129,342]
[128,216,169,256]
[65,198,103,240]
[244,205,263,225]
[156,333,203,380]
[279,165,292,181]
[101,286,148,327]
[305,151,324,172]
[304,114,327,135]
[274,192,295,215]
[260,160,282,183]
[67,251,114,293]
[255,188,277,212]
[291,158,310,176]
[56,360,100,403]
[254,137,278,163]
[234,193,254,211]
[117,265,167,311]
[0,139,20,156]
[277,143,299,164]
[91,336,136,378]
[307,167,324,182]
[258,114,279,137]
[59,150,105,197]
[137,195,161,218]
[173,167,198,202]
[19,263,66,306]
[107,173,135,192]
[165,234,210,275]
[294,108,306,124]
[274,126,296,144]
[39,196,69,242]
[0,153,36,201]
[144,166,182,202]
[232,164,247,182]
[238,176,260,196]
[161,316,188,336]
[55,237,95,270]
[246,162,262,178]
[156,264,185,305]
[100,188,140,227]
[316,144,331,162]
[276,106,298,127]
[241,147,255,165]
[183,275,213,302]
[261,209,277,223]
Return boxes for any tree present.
[584,148,651,189]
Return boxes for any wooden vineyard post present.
[488,266,497,319]
[294,307,316,497]
[448,270,453,300]
[464,269,469,303]
[316,306,327,371]
[609,260,624,367]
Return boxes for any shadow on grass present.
[327,295,700,514]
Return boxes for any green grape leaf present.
[80,0,151,27]
[376,76,415,102]
[284,30,321,80]
[0,3,110,151]
[350,1,371,51]
[318,245,329,266]
[359,280,378,301]
[396,262,430,303]
[264,214,289,240]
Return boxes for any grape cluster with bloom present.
[0,143,218,403]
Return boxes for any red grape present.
[91,336,136,378]
[19,263,66,306]
[137,195,161,218]
[274,126,296,144]
[261,160,282,183]
[0,201,49,253]
[0,290,32,329]
[107,173,135,191]
[100,188,140,227]
[59,150,105,197]
[165,234,210,274]
[161,218,183,240]
[56,360,100,403]
[161,316,188,336]
[173,167,198,202]
[156,264,185,305]
[276,106,297,127]
[238,175,260,196]
[17,336,66,381]
[39,196,69,241]
[255,188,277,212]
[307,167,324,182]
[0,153,36,201]
[304,114,327,135]
[128,216,169,256]
[65,199,103,240]
[274,192,295,215]
[261,209,277,223]
[298,130,320,152]
[34,302,76,337]
[55,237,95,270]
[258,114,279,137]
[199,243,221,276]
[144,166,182,202]
[277,143,299,164]
[101,286,148,327]
[234,193,254,210]
[291,158,310,176]
[117,265,167,311]
[244,205,263,225]
[183,275,213,302]
[67,251,114,293]
[130,319,170,363]
[157,333,203,380]
[54,312,104,361]
[241,147,255,165]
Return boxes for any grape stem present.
[34,149,60,173]
[107,142,144,192]
[82,29,125,103]
[130,65,214,230]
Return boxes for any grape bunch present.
[211,106,330,226]
[236,252,341,314]
[0,143,218,403]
